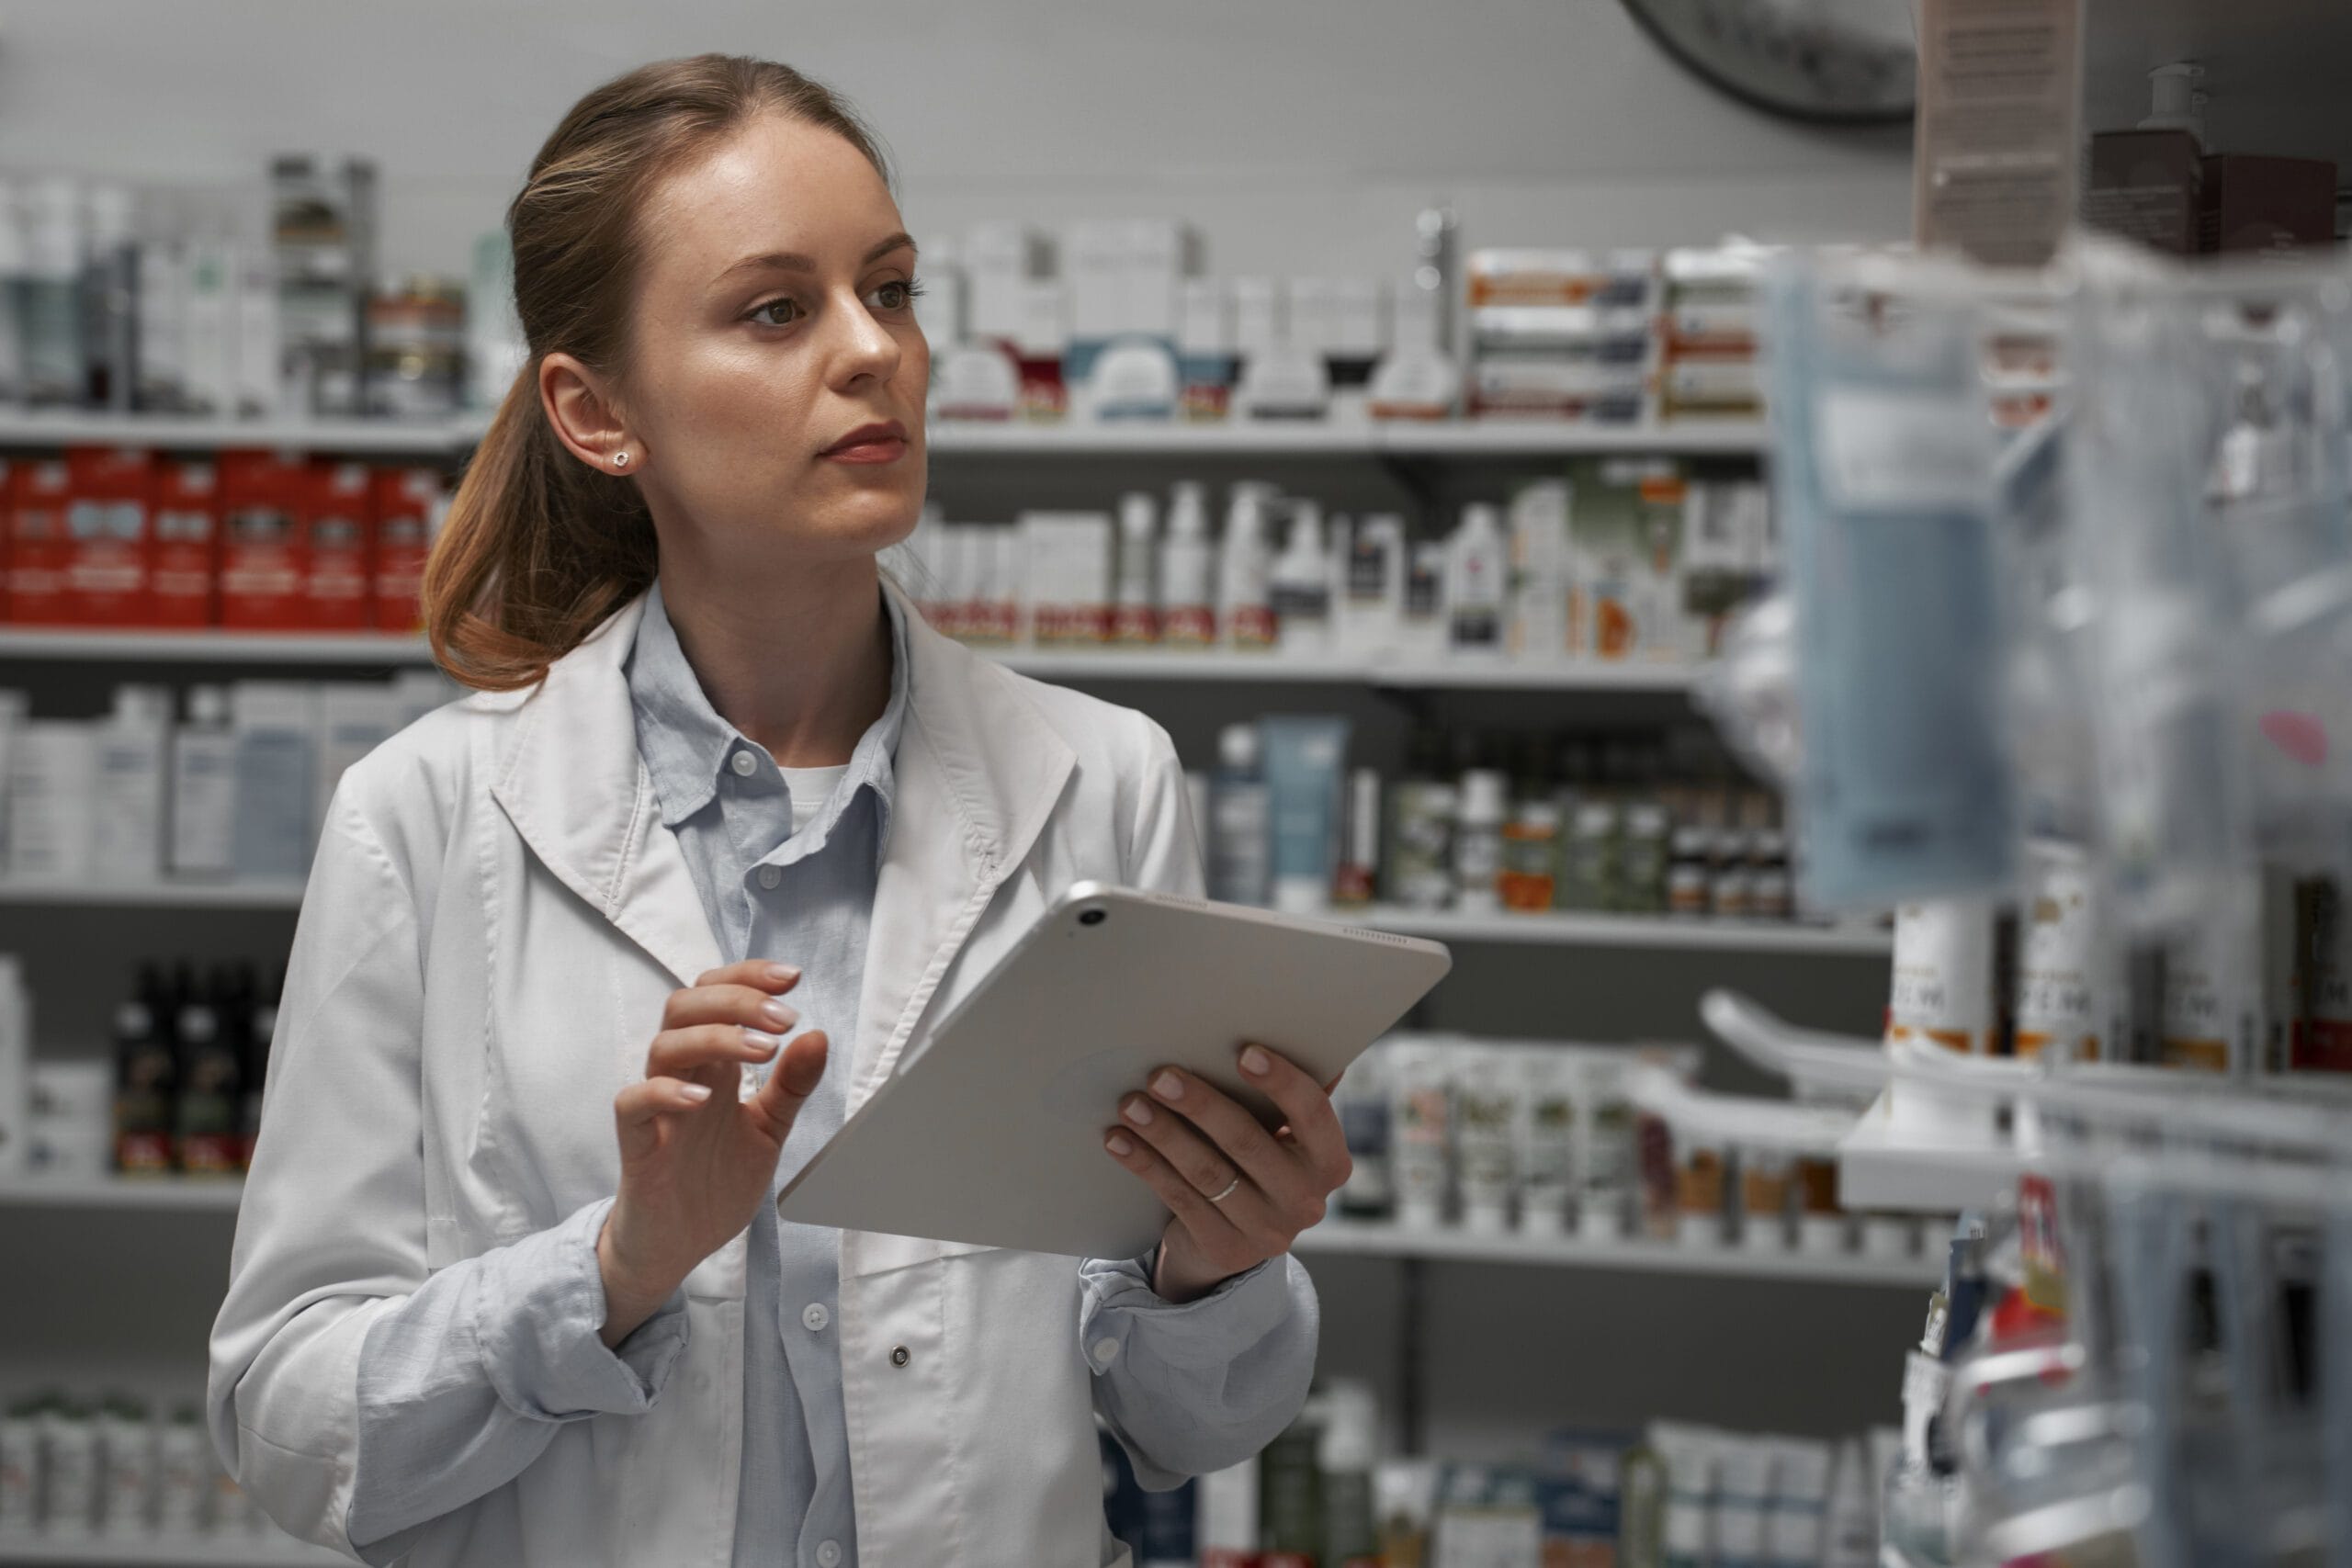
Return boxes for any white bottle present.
[0,177,25,408]
[92,685,171,885]
[15,177,85,410]
[1453,769,1510,915]
[1400,539,1448,662]
[1445,502,1508,660]
[1338,513,1407,660]
[6,721,99,885]
[1158,481,1217,647]
[230,682,320,883]
[170,685,237,880]
[1208,723,1272,907]
[0,955,28,1179]
[1219,483,1277,651]
[1112,491,1159,645]
[1269,499,1333,657]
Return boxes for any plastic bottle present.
[1270,499,1333,657]
[175,965,245,1175]
[0,957,26,1180]
[1453,769,1510,915]
[1208,724,1272,907]
[96,1394,154,1538]
[1112,491,1159,645]
[15,177,85,410]
[1385,729,1456,910]
[111,974,175,1176]
[81,185,137,412]
[93,685,171,885]
[1220,484,1278,651]
[1335,1040,1392,1218]
[1317,1382,1381,1568]
[1444,502,1507,660]
[1158,481,1217,647]
[167,685,235,879]
[0,177,26,408]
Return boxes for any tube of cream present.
[1453,1044,1518,1234]
[1516,1045,1577,1236]
[1387,1035,1452,1229]
[1260,715,1352,916]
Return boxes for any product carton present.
[6,458,74,626]
[300,461,374,631]
[63,446,154,626]
[1566,458,1686,661]
[371,467,440,633]
[153,459,222,627]
[2201,154,2337,253]
[2084,130,2203,256]
[219,450,309,630]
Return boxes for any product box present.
[1507,480,1572,662]
[1566,458,1686,661]
[2083,130,2204,255]
[218,450,309,630]
[6,720,98,883]
[371,467,440,633]
[964,220,1041,345]
[300,461,375,630]
[6,458,74,626]
[1468,250,1600,307]
[152,459,223,627]
[2201,154,2337,253]
[63,446,154,626]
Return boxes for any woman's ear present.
[540,352,640,475]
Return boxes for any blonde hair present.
[423,55,890,690]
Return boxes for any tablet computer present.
[775,881,1452,1258]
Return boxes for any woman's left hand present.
[1102,1043,1352,1303]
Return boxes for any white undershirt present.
[779,763,851,835]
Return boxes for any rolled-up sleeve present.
[1080,1252,1319,1487]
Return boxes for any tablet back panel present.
[776,883,1451,1258]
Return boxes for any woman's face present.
[618,113,929,566]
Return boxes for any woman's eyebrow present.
[713,231,918,286]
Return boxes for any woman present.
[209,56,1345,1568]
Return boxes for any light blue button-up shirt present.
[345,581,1317,1566]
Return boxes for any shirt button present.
[802,1303,831,1332]
[889,1346,910,1368]
[757,865,782,890]
[816,1542,842,1568]
[1091,1337,1120,1368]
[729,750,757,777]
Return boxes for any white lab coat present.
[209,582,1210,1566]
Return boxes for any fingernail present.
[1105,1133,1135,1156]
[761,1000,797,1029]
[766,964,800,986]
[1122,1098,1155,1127]
[742,1030,783,1058]
[680,1083,714,1103]
[1239,1045,1272,1077]
[1151,1071,1185,1102]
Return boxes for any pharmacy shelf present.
[0,880,310,911]
[0,411,1768,461]
[0,629,435,665]
[0,1534,343,1566]
[0,412,466,456]
[0,626,1704,692]
[1358,906,1893,956]
[1292,1214,1937,1287]
[0,1175,244,1212]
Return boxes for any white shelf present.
[0,412,469,456]
[1294,1214,1936,1286]
[0,1176,244,1212]
[0,1533,342,1565]
[1836,1099,2022,1214]
[0,411,1767,461]
[1357,906,1894,956]
[0,629,435,665]
[0,881,309,910]
[0,1179,1931,1286]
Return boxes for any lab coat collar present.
[489,576,1077,999]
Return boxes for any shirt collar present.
[626,579,911,836]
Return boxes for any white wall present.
[0,0,1916,277]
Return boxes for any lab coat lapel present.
[846,581,1076,1111]
[488,594,726,990]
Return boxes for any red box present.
[301,461,375,631]
[152,458,223,627]
[64,446,155,626]
[7,457,74,626]
[371,467,441,634]
[219,449,309,630]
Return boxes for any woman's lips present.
[820,422,910,464]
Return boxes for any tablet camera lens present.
[1079,908,1107,927]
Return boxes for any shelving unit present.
[0,1177,1934,1290]
[0,881,310,911]
[0,411,1769,461]
[0,1534,343,1566]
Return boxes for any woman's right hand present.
[596,960,831,1347]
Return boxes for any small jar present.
[1619,804,1671,915]
[1708,828,1754,919]
[1674,1134,1726,1247]
[1499,802,1562,912]
[1738,1149,1792,1250]
[1749,829,1793,920]
[1667,826,1712,918]
[1560,801,1619,912]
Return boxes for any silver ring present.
[1205,1176,1242,1204]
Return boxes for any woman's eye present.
[866,278,922,312]
[750,297,803,327]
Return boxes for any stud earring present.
[611,450,631,469]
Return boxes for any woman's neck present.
[652,548,893,769]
